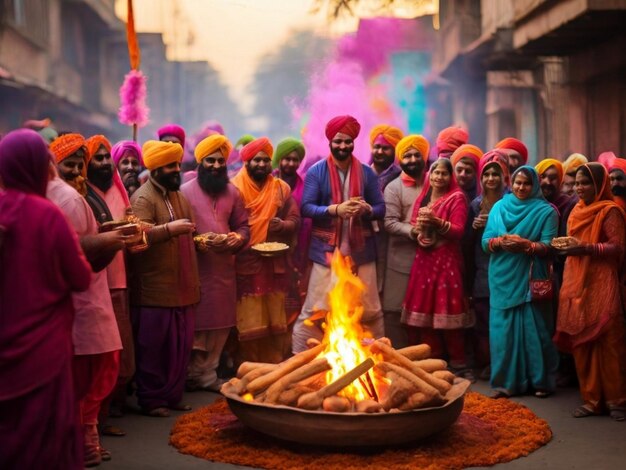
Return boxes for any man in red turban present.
[494,137,528,173]
[609,157,626,210]
[436,126,469,159]
[292,115,386,354]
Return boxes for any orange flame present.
[319,250,382,402]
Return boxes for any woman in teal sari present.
[482,165,559,398]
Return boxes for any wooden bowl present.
[222,378,470,447]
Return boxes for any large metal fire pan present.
[222,378,471,447]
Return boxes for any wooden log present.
[246,343,324,395]
[374,362,440,401]
[237,362,277,378]
[413,359,447,373]
[432,370,456,384]
[306,338,321,349]
[355,399,384,413]
[380,374,415,411]
[274,384,318,407]
[322,396,351,412]
[396,344,432,360]
[264,358,331,404]
[297,358,375,410]
[371,340,451,395]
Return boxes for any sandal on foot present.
[99,447,112,461]
[609,406,626,421]
[572,405,596,418]
[490,390,510,399]
[143,406,170,418]
[534,390,552,398]
[100,424,126,437]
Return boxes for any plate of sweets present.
[194,232,228,248]
[251,241,289,257]
[551,236,578,250]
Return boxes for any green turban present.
[235,134,255,149]
[272,137,305,169]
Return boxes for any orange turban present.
[436,126,468,153]
[49,133,87,163]
[609,157,626,174]
[369,124,404,148]
[325,115,361,140]
[535,158,564,187]
[451,144,483,169]
[562,153,587,175]
[495,138,528,164]
[240,137,273,162]
[142,140,184,171]
[85,135,112,164]
[194,134,232,163]
[395,135,429,162]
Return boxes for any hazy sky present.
[115,0,328,113]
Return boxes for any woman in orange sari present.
[554,162,626,421]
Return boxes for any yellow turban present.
[142,140,184,171]
[395,135,429,162]
[535,158,564,187]
[369,124,404,148]
[562,153,588,175]
[194,134,232,163]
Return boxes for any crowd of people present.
[1,115,625,469]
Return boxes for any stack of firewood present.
[221,339,458,413]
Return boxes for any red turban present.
[451,144,483,169]
[494,138,528,165]
[325,115,361,141]
[240,137,273,162]
[49,133,87,163]
[85,135,112,164]
[436,126,469,154]
[609,157,626,175]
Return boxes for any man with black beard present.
[84,135,135,437]
[292,115,386,353]
[231,137,300,363]
[180,135,249,391]
[381,135,428,349]
[128,140,200,417]
[608,159,626,210]
[112,140,143,197]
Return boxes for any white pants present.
[187,328,230,388]
[292,261,384,354]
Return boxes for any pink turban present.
[325,115,361,140]
[598,151,617,171]
[436,126,469,154]
[451,144,483,169]
[494,138,528,165]
[111,140,143,167]
[157,124,186,148]
[240,137,273,162]
[480,150,510,188]
[369,124,404,148]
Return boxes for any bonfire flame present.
[319,250,382,402]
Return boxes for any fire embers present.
[221,339,456,413]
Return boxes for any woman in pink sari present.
[0,129,92,469]
[401,158,474,378]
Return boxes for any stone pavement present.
[100,380,626,469]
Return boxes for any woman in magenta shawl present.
[0,129,92,469]
[401,158,474,377]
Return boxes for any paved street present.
[101,380,626,469]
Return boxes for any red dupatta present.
[327,154,365,251]
[410,164,465,225]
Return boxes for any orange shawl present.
[231,168,291,246]
[557,163,625,349]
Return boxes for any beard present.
[400,161,424,179]
[612,185,626,198]
[330,146,351,161]
[154,169,181,191]
[87,166,113,192]
[541,184,557,201]
[64,175,88,197]
[121,171,140,191]
[198,164,229,195]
